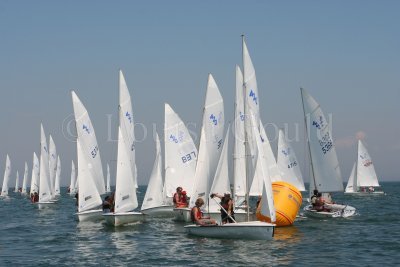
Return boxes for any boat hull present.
[185,221,275,240]
[76,209,104,222]
[204,209,251,224]
[103,211,146,226]
[344,191,385,195]
[141,205,174,217]
[303,204,356,218]
[173,207,191,222]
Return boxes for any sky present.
[0,0,399,187]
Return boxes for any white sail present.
[119,70,137,189]
[164,103,198,197]
[39,124,53,202]
[357,140,380,187]
[208,126,231,212]
[14,171,19,192]
[277,129,306,191]
[71,91,105,196]
[301,88,343,192]
[1,155,11,197]
[189,74,225,208]
[69,160,77,194]
[48,135,57,198]
[106,163,111,192]
[250,121,282,195]
[54,156,61,196]
[233,65,246,198]
[251,114,276,222]
[21,162,28,194]
[77,139,102,212]
[114,127,138,213]
[30,153,39,195]
[141,133,165,210]
[345,162,356,193]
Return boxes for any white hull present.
[141,205,174,217]
[103,211,145,226]
[303,204,356,218]
[345,191,385,195]
[185,221,275,240]
[76,209,104,222]
[173,207,191,222]
[204,209,252,224]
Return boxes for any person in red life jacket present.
[173,187,188,207]
[180,191,188,207]
[190,198,217,226]
[211,191,235,224]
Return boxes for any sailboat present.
[185,36,275,240]
[30,153,39,196]
[103,70,145,226]
[174,74,225,222]
[345,140,384,194]
[14,171,20,193]
[277,129,306,191]
[301,88,356,218]
[21,162,28,195]
[1,155,11,198]
[49,135,57,200]
[72,90,105,221]
[164,103,198,204]
[141,133,174,217]
[54,156,61,196]
[69,160,77,195]
[37,124,56,208]
[105,163,111,193]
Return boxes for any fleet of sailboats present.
[0,36,386,240]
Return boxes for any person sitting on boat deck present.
[311,189,318,207]
[313,193,325,211]
[102,196,112,213]
[191,198,217,226]
[173,187,188,208]
[180,190,188,207]
[211,192,235,224]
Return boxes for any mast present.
[242,34,250,221]
[300,88,317,191]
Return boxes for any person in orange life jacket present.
[173,187,188,207]
[211,191,235,224]
[191,198,217,226]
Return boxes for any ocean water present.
[1,182,399,266]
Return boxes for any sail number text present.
[182,151,196,163]
[319,132,333,154]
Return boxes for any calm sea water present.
[1,182,399,266]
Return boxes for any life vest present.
[191,207,202,223]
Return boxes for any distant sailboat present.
[21,162,28,195]
[49,135,57,200]
[103,70,145,226]
[141,133,174,217]
[72,90,105,221]
[14,171,20,193]
[1,155,11,198]
[301,88,356,218]
[277,129,306,191]
[30,152,39,196]
[106,163,111,193]
[345,140,384,194]
[69,160,77,195]
[37,124,56,208]
[54,156,61,196]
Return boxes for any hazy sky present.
[1,1,399,187]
